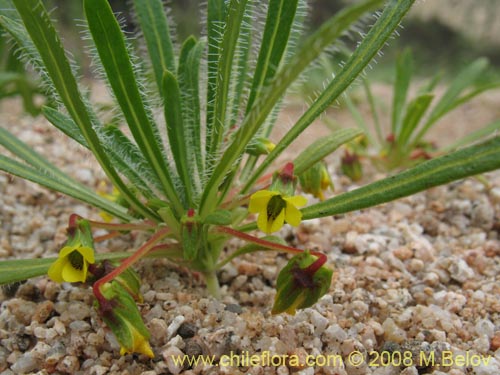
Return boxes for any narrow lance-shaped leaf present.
[177,36,205,189]
[0,155,133,222]
[238,0,299,181]
[9,0,156,221]
[205,0,249,166]
[0,126,75,185]
[200,0,385,216]
[397,93,433,147]
[0,252,134,285]
[441,120,500,153]
[245,0,299,114]
[392,48,413,137]
[414,58,489,144]
[163,70,193,206]
[242,0,415,195]
[84,0,183,215]
[227,2,253,127]
[205,0,227,154]
[293,128,363,175]
[42,107,159,198]
[302,136,500,219]
[132,0,176,94]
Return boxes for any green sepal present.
[67,217,95,250]
[269,162,297,196]
[113,266,143,303]
[272,251,332,315]
[96,281,153,357]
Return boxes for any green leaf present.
[84,0,183,215]
[9,0,155,221]
[178,36,205,186]
[205,0,227,156]
[162,70,192,205]
[397,93,434,147]
[414,58,489,143]
[442,120,500,153]
[132,0,176,93]
[200,0,386,215]
[293,128,363,175]
[206,0,249,163]
[302,136,500,219]
[204,210,233,225]
[343,93,373,144]
[363,79,383,145]
[245,0,299,114]
[0,250,161,285]
[0,155,134,222]
[392,48,413,137]
[0,126,75,185]
[241,0,415,195]
[42,107,159,197]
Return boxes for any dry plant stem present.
[92,227,170,302]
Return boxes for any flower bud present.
[246,137,276,156]
[298,161,333,201]
[341,149,362,181]
[272,251,332,315]
[96,280,153,358]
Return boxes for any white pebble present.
[167,315,186,339]
[475,319,495,338]
[10,353,38,374]
[162,346,185,375]
[323,324,347,344]
[447,258,475,283]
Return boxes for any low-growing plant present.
[332,48,500,176]
[1,0,500,357]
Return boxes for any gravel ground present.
[0,95,500,375]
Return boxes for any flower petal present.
[284,195,307,208]
[61,261,85,283]
[47,258,66,283]
[284,201,303,227]
[78,246,95,263]
[248,190,277,213]
[58,246,76,258]
[268,209,286,233]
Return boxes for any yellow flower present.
[249,190,307,233]
[48,245,95,283]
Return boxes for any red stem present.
[93,227,170,302]
[216,226,327,263]
[93,231,122,243]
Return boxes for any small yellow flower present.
[249,190,307,233]
[48,245,95,283]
